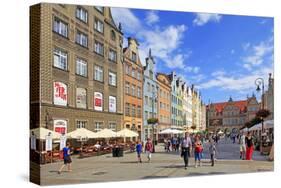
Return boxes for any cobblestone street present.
[37,138,273,185]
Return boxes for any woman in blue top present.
[58,142,72,174]
[136,140,143,163]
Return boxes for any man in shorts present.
[58,142,72,174]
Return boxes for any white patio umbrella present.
[264,120,274,129]
[159,128,183,134]
[249,123,262,131]
[67,128,98,139]
[30,127,61,140]
[95,128,119,138]
[117,128,138,137]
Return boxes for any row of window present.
[172,95,182,105]
[125,82,142,98]
[159,89,170,100]
[144,96,157,108]
[54,17,117,58]
[146,82,157,93]
[54,48,117,86]
[172,107,182,116]
[159,115,170,124]
[159,101,170,111]
[125,64,142,80]
[144,111,157,120]
[223,118,245,125]
[76,120,116,131]
[171,119,183,126]
[53,81,117,112]
[125,103,142,118]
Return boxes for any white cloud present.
[111,8,141,33]
[145,11,159,25]
[198,66,273,91]
[242,39,273,70]
[185,66,200,74]
[138,24,188,68]
[112,8,197,74]
[193,13,222,26]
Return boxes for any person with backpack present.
[145,138,153,162]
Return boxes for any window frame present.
[94,18,104,34]
[76,6,88,23]
[94,65,104,82]
[94,41,104,56]
[53,48,68,71]
[76,58,88,77]
[76,30,88,48]
[53,17,68,38]
[108,71,117,86]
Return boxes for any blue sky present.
[111,8,274,104]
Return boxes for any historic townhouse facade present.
[143,50,158,141]
[30,4,124,133]
[168,72,184,128]
[207,96,259,134]
[182,84,193,129]
[123,37,143,138]
[191,86,200,131]
[156,73,172,133]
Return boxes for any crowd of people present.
[56,131,259,174]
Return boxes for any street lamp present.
[255,78,264,151]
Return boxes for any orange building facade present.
[156,73,171,140]
[123,38,143,138]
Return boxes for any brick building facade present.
[30,4,124,133]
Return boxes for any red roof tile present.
[211,100,247,113]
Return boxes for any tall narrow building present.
[30,4,124,134]
[156,73,171,141]
[123,37,143,138]
[143,49,158,141]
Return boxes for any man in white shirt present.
[181,132,193,169]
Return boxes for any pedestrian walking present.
[145,138,153,162]
[209,139,217,166]
[239,133,246,160]
[58,142,72,174]
[181,132,192,169]
[194,136,203,168]
[136,140,143,163]
[245,132,254,160]
[167,139,171,152]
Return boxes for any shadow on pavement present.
[142,176,169,179]
[119,161,139,164]
[92,171,107,175]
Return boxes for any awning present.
[159,128,184,134]
[30,127,61,140]
[117,128,138,138]
[67,128,97,139]
[95,128,119,138]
